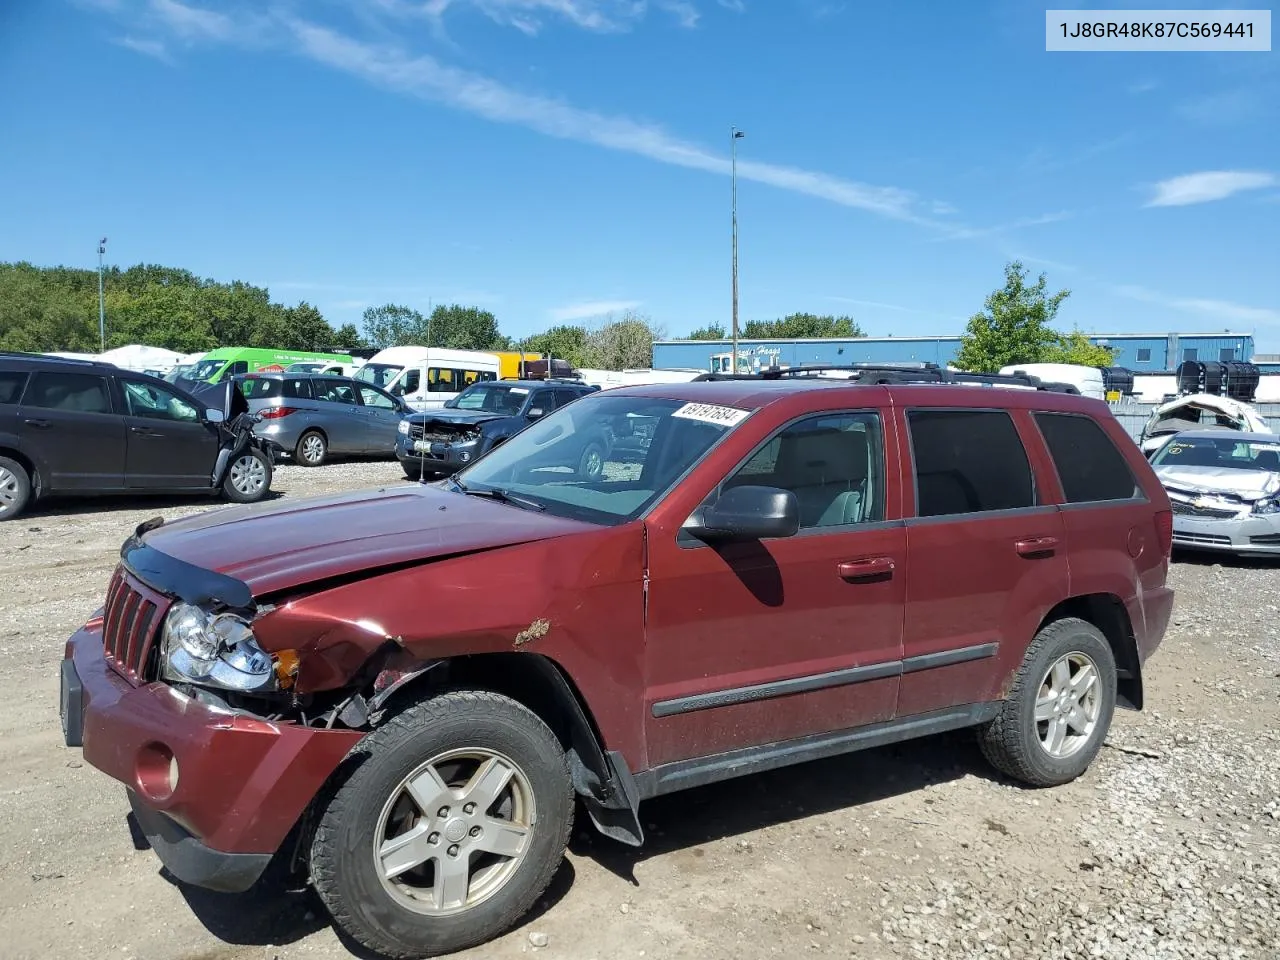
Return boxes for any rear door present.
[17,371,126,491]
[898,407,1068,717]
[120,378,218,489]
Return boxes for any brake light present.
[258,406,297,420]
[1154,509,1173,556]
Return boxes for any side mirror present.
[205,408,225,423]
[685,485,800,542]
[527,407,545,420]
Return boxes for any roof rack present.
[692,362,1081,394]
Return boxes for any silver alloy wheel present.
[300,434,325,464]
[0,467,17,510]
[374,748,535,917]
[1035,652,1101,759]
[229,454,267,497]
[582,448,603,478]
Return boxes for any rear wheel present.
[295,430,327,467]
[0,457,32,521]
[311,691,574,959]
[577,441,605,480]
[222,450,272,503]
[978,617,1116,787]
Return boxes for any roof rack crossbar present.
[692,362,1080,394]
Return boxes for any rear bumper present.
[61,623,362,875]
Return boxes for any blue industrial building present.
[651,332,1256,373]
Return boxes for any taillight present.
[258,406,296,420]
[1154,509,1173,556]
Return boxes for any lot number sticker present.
[672,402,750,427]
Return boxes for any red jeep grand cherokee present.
[60,377,1174,958]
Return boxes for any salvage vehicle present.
[397,378,599,480]
[234,372,409,466]
[1139,393,1273,458]
[1150,430,1280,555]
[0,352,272,521]
[60,375,1174,958]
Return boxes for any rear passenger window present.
[283,378,312,400]
[24,373,112,415]
[313,380,357,405]
[723,413,884,529]
[908,410,1034,517]
[0,371,28,404]
[238,378,281,399]
[1035,413,1139,503]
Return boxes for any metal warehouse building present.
[651,332,1256,373]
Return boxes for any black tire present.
[295,430,327,467]
[978,617,1116,787]
[577,441,605,480]
[0,456,32,521]
[311,691,574,959]
[222,449,272,503]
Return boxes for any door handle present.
[130,426,162,437]
[838,557,895,582]
[1015,536,1060,557]
[23,418,50,428]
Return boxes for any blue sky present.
[1,0,1276,348]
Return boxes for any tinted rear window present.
[0,371,28,404]
[239,378,282,399]
[1035,412,1140,503]
[908,409,1035,517]
[25,372,113,415]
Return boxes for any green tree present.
[686,322,726,340]
[954,261,1072,372]
[523,325,590,368]
[743,312,863,339]
[1043,329,1116,367]
[361,303,425,349]
[423,304,508,351]
[582,311,665,370]
[330,323,366,350]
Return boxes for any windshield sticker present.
[509,387,529,394]
[672,402,750,427]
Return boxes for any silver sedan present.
[1151,430,1280,555]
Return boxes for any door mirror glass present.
[205,408,225,423]
[685,485,799,542]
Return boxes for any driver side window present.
[719,412,885,529]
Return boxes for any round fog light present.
[460,452,471,462]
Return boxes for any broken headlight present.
[1253,497,1280,516]
[398,419,411,435]
[161,603,277,692]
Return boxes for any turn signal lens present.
[274,649,300,689]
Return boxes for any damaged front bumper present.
[396,433,481,474]
[61,622,363,892]
[1171,513,1280,555]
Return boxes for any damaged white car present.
[1140,393,1273,458]
[1151,431,1280,555]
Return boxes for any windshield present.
[287,362,324,372]
[453,395,750,525]
[447,383,528,415]
[1153,436,1280,471]
[187,359,227,382]
[354,363,403,388]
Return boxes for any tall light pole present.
[731,127,744,375]
[97,237,108,352]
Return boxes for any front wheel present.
[222,449,272,503]
[577,441,605,480]
[978,617,1116,787]
[311,691,574,959]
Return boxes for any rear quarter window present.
[0,371,29,404]
[238,378,282,399]
[1034,412,1140,503]
[908,409,1035,517]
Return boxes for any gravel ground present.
[1,464,1277,960]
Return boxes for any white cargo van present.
[353,347,500,410]
[998,363,1105,400]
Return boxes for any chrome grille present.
[1169,500,1240,519]
[102,567,167,684]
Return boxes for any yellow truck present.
[490,350,544,379]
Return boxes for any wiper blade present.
[450,478,545,512]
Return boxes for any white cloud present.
[659,1,700,28]
[1147,170,1276,207]
[1113,285,1280,327]
[149,0,235,41]
[718,0,745,10]
[113,35,172,61]
[284,20,941,224]
[549,299,642,321]
[932,210,1073,242]
[412,0,695,34]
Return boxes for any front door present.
[898,407,1068,718]
[355,385,405,454]
[644,410,907,767]
[120,379,218,489]
[17,371,126,491]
